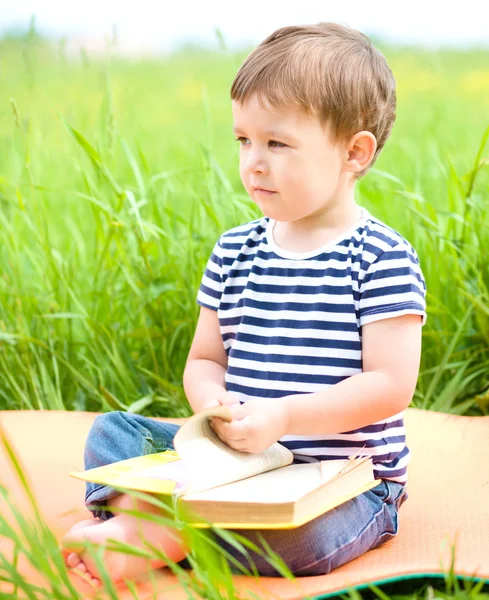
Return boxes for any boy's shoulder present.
[214,210,420,263]
[219,211,416,245]
[217,217,268,245]
[363,210,421,259]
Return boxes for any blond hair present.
[230,22,396,179]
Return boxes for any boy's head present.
[230,22,396,224]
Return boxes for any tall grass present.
[1,419,487,600]
[1,27,489,600]
[0,417,297,599]
[0,34,489,416]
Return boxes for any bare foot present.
[61,511,187,595]
[61,519,105,595]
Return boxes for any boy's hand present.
[210,398,289,454]
[201,390,241,411]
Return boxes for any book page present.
[185,458,368,504]
[174,406,294,495]
[135,458,189,494]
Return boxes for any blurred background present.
[2,0,489,54]
[1,1,489,417]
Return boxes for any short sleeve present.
[196,237,224,311]
[359,242,427,327]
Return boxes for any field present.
[0,28,489,599]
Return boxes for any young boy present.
[62,21,427,593]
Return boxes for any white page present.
[135,459,189,494]
[185,461,348,503]
[174,406,294,495]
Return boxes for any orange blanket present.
[1,408,488,599]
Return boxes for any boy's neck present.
[272,201,363,254]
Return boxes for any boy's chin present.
[251,203,284,221]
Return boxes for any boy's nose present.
[244,151,268,174]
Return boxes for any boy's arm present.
[282,313,423,435]
[183,306,231,414]
[212,313,422,452]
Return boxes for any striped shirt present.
[197,206,427,485]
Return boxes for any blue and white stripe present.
[197,207,427,485]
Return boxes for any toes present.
[70,559,102,590]
[72,565,102,590]
[90,577,102,589]
[73,561,87,574]
[72,568,90,582]
[65,564,101,598]
[66,552,81,568]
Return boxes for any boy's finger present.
[227,440,250,452]
[211,419,241,441]
[224,419,251,440]
[229,403,246,420]
[213,419,248,442]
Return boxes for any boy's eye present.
[235,137,286,148]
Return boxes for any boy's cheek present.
[240,177,253,197]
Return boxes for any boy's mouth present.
[253,186,276,195]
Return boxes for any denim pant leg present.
[84,411,181,520]
[214,479,408,577]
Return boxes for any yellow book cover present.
[70,406,378,529]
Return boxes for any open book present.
[70,405,379,529]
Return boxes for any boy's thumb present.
[217,392,240,407]
[229,403,245,420]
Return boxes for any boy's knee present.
[90,410,125,432]
[84,411,141,473]
[86,411,129,451]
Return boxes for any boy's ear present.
[345,131,377,174]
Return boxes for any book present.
[70,405,379,529]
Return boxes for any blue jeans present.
[84,411,409,577]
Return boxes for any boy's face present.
[232,93,357,224]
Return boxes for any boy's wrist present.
[193,385,227,413]
[280,397,292,436]
[281,393,301,434]
[201,397,221,411]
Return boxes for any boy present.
[62,21,426,593]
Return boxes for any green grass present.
[0,26,489,600]
[1,420,487,600]
[1,33,489,416]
